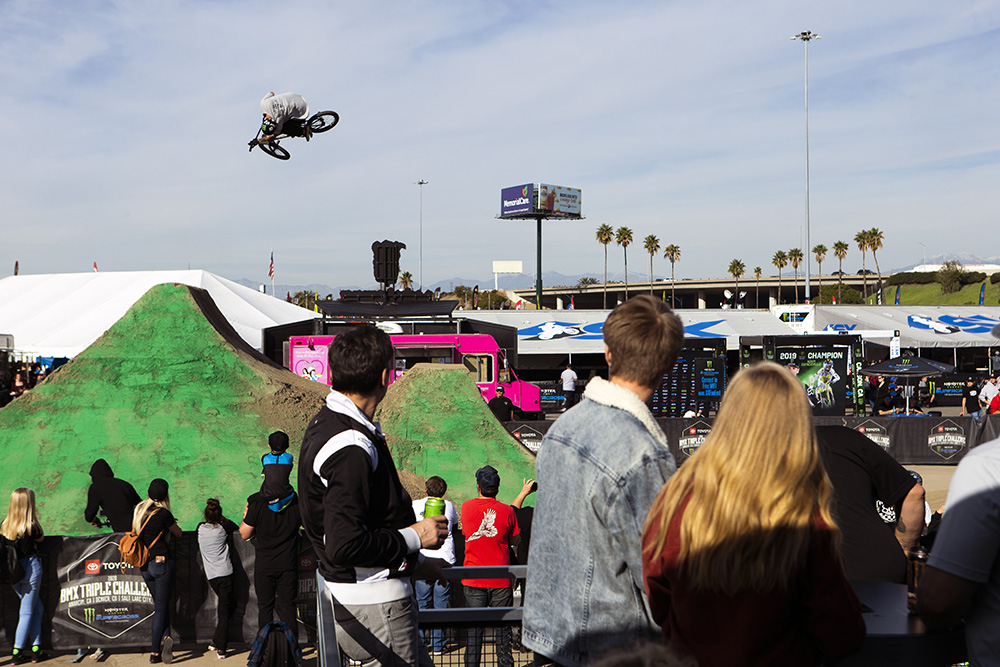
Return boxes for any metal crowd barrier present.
[316,566,528,667]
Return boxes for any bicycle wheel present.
[259,142,290,160]
[309,111,340,133]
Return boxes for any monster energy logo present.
[84,608,96,623]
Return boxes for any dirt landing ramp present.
[377,364,536,514]
[0,283,328,535]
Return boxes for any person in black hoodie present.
[298,324,449,666]
[240,449,302,639]
[84,459,141,532]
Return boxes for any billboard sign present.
[492,260,523,274]
[538,184,582,215]
[501,184,534,217]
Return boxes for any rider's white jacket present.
[260,92,309,131]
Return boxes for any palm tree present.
[616,226,633,301]
[664,244,681,307]
[812,244,827,304]
[399,271,413,290]
[596,224,614,309]
[788,248,803,304]
[754,266,762,308]
[868,227,885,303]
[292,290,319,310]
[833,241,849,303]
[772,251,788,304]
[643,234,660,296]
[855,230,870,302]
[728,259,746,308]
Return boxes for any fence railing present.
[317,566,529,667]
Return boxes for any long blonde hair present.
[1,487,42,541]
[132,497,171,533]
[642,362,837,593]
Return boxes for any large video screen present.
[651,351,727,418]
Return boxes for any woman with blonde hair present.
[642,362,865,666]
[134,479,182,664]
[2,488,46,664]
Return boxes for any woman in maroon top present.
[642,362,865,667]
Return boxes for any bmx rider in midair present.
[260,92,310,142]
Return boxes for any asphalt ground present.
[4,646,319,667]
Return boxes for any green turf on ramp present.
[0,283,327,535]
[377,364,537,517]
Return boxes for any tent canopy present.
[463,309,797,354]
[808,305,1000,349]
[0,270,320,357]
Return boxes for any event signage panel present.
[855,420,890,451]
[776,346,849,417]
[927,419,966,460]
[0,535,320,649]
[678,421,712,459]
[500,184,534,216]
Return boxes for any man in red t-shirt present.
[461,465,519,667]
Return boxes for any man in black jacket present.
[298,325,448,666]
[84,459,141,532]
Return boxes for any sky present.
[2,0,998,292]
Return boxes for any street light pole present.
[792,30,819,302]
[415,180,428,290]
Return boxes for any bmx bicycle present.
[248,110,339,160]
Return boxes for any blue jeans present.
[464,586,513,667]
[140,558,175,653]
[13,555,42,649]
[414,579,451,652]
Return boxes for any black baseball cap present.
[148,478,169,501]
[476,465,500,492]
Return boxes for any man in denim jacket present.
[523,296,684,666]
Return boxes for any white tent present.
[775,305,1000,349]
[463,309,797,353]
[0,271,320,358]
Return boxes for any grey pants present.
[331,592,433,667]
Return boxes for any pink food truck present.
[288,333,542,418]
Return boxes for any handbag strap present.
[137,508,164,549]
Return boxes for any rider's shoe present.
[304,124,312,142]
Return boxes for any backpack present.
[0,536,24,585]
[119,509,162,569]
[247,622,301,667]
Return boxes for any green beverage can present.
[424,497,445,517]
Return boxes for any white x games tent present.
[463,309,797,354]
[0,270,320,358]
[776,305,1000,349]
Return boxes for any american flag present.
[93,262,99,273]
[268,252,274,279]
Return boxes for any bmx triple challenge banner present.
[1,534,319,650]
[776,347,850,416]
[56,535,154,642]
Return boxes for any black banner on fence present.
[1,534,318,650]
[507,415,1000,466]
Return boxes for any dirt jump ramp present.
[0,283,329,535]
[1,285,537,535]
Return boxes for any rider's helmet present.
[823,359,833,370]
[261,117,276,136]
